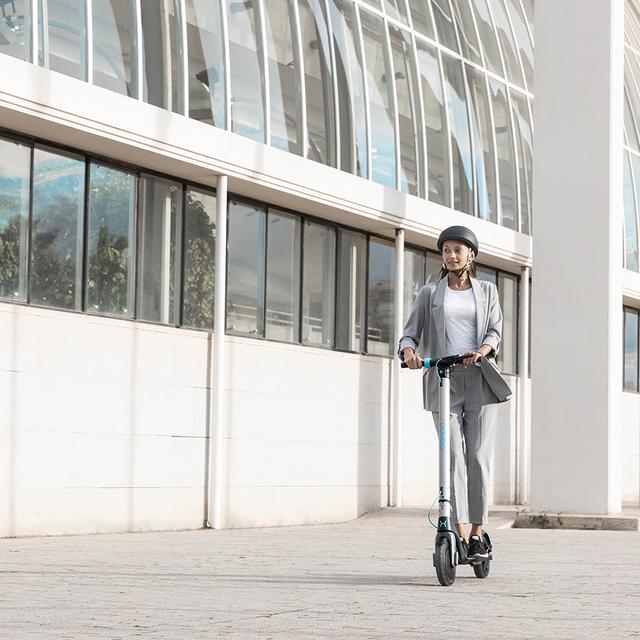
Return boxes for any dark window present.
[137,175,183,324]
[0,137,30,301]
[226,200,266,335]
[336,229,367,352]
[265,210,301,342]
[302,220,336,347]
[31,146,85,310]
[182,188,216,330]
[86,163,136,317]
[624,308,639,392]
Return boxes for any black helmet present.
[437,225,479,256]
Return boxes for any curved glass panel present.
[226,200,267,334]
[137,176,182,325]
[625,54,640,153]
[226,0,265,142]
[471,0,504,77]
[141,0,181,112]
[182,188,216,330]
[628,2,640,50]
[0,137,30,301]
[299,0,335,164]
[442,54,473,215]
[624,86,640,152]
[407,0,435,39]
[489,78,517,229]
[390,25,420,196]
[628,153,640,270]
[416,40,449,206]
[466,65,497,222]
[186,0,226,127]
[450,0,482,64]
[385,0,409,26]
[431,0,457,52]
[488,0,524,87]
[87,164,136,316]
[265,210,301,342]
[264,0,299,153]
[302,220,335,347]
[330,0,367,177]
[520,0,533,39]
[40,0,87,80]
[367,238,394,356]
[31,146,85,310]
[0,1,30,60]
[503,0,533,90]
[92,0,136,97]
[361,10,396,188]
[510,89,532,234]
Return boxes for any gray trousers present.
[431,365,497,525]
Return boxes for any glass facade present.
[8,0,533,234]
[0,132,522,374]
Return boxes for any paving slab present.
[0,508,639,639]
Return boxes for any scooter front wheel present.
[434,537,456,586]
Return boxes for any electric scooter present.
[401,354,493,586]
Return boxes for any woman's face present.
[442,240,474,270]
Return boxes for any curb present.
[512,512,640,531]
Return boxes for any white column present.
[517,266,530,505]
[210,174,228,529]
[531,0,624,514]
[392,228,404,507]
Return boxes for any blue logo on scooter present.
[439,424,446,450]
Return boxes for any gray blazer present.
[398,276,512,411]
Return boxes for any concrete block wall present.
[0,302,529,537]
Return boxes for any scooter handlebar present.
[400,354,482,369]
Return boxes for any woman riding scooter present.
[399,226,511,560]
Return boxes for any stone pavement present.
[0,508,639,639]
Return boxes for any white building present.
[0,0,635,537]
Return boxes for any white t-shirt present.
[444,286,477,356]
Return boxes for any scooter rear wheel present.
[472,559,490,578]
[434,537,456,586]
[472,532,492,578]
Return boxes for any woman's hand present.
[462,351,482,367]
[462,345,492,367]
[402,347,423,370]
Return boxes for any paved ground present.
[0,508,639,639]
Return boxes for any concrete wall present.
[0,301,526,536]
[622,393,640,506]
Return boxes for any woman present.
[398,225,511,560]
